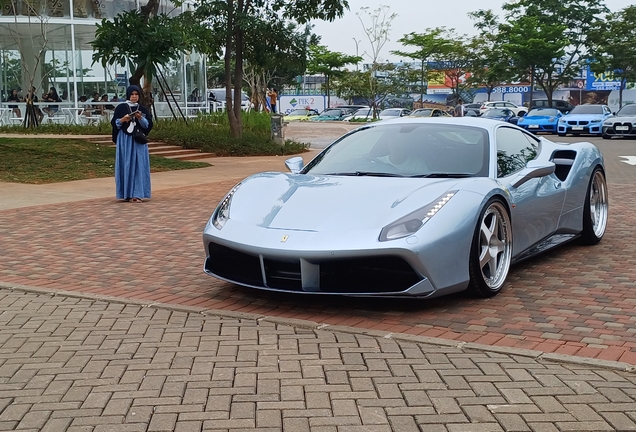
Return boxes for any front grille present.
[264,258,302,290]
[613,123,633,134]
[567,120,589,126]
[206,242,264,286]
[206,243,422,294]
[320,256,422,293]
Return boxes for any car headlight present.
[548,117,555,122]
[212,182,242,229]
[558,118,566,123]
[379,191,456,241]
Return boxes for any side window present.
[496,127,539,178]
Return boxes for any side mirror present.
[285,156,304,174]
[510,160,556,188]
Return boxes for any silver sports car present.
[203,118,608,298]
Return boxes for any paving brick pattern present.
[1,288,635,432]
[0,179,635,365]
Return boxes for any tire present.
[467,199,513,298]
[579,167,608,245]
[558,133,566,137]
[518,111,526,117]
[602,134,611,140]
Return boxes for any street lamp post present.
[352,38,360,71]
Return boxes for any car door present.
[495,126,566,256]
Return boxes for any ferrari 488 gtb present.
[203,118,608,299]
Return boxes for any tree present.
[391,28,455,107]
[356,4,396,118]
[334,63,410,111]
[429,37,472,101]
[184,0,349,138]
[491,0,608,108]
[306,45,361,108]
[587,6,636,108]
[466,10,515,101]
[91,8,203,107]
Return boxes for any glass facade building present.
[0,0,205,116]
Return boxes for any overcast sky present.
[311,0,634,63]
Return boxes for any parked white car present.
[479,101,527,117]
[378,108,411,120]
[344,108,374,122]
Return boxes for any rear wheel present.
[468,199,512,298]
[579,168,608,245]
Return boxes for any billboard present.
[279,95,326,115]
[586,65,623,91]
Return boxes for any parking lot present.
[1,123,635,364]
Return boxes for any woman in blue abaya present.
[112,85,153,202]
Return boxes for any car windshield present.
[320,109,343,116]
[380,109,401,116]
[411,109,433,117]
[287,109,311,116]
[618,105,636,116]
[302,123,490,177]
[484,109,510,117]
[354,108,372,116]
[569,105,604,114]
[528,108,559,117]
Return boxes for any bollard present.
[270,114,285,145]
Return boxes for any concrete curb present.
[3,282,635,373]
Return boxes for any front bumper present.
[557,122,603,135]
[602,123,636,137]
[521,123,557,133]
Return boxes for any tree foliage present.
[587,5,636,108]
[307,45,362,107]
[91,9,199,105]
[183,0,349,137]
[391,28,455,105]
[476,0,608,106]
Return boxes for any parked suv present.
[529,99,574,114]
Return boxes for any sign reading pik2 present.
[279,95,326,115]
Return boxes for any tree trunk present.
[233,4,244,138]
[225,0,241,138]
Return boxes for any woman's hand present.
[121,114,132,122]
[133,111,142,120]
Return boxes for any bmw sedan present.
[557,104,612,136]
[602,103,636,139]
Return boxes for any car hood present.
[227,172,462,231]
[605,115,636,122]
[520,114,556,121]
[562,114,606,121]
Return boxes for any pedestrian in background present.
[112,85,153,203]
[454,99,464,117]
[267,88,278,113]
[7,89,22,118]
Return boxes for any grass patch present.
[0,138,210,184]
[0,111,310,156]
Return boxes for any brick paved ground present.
[1,287,635,432]
[1,179,635,365]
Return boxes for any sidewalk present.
[2,284,635,432]
[2,133,636,431]
[0,150,319,210]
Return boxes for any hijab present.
[126,85,141,109]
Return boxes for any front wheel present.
[602,134,611,140]
[579,167,608,245]
[468,199,513,298]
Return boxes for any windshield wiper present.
[410,173,474,178]
[325,171,404,177]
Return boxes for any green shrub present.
[0,111,309,156]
